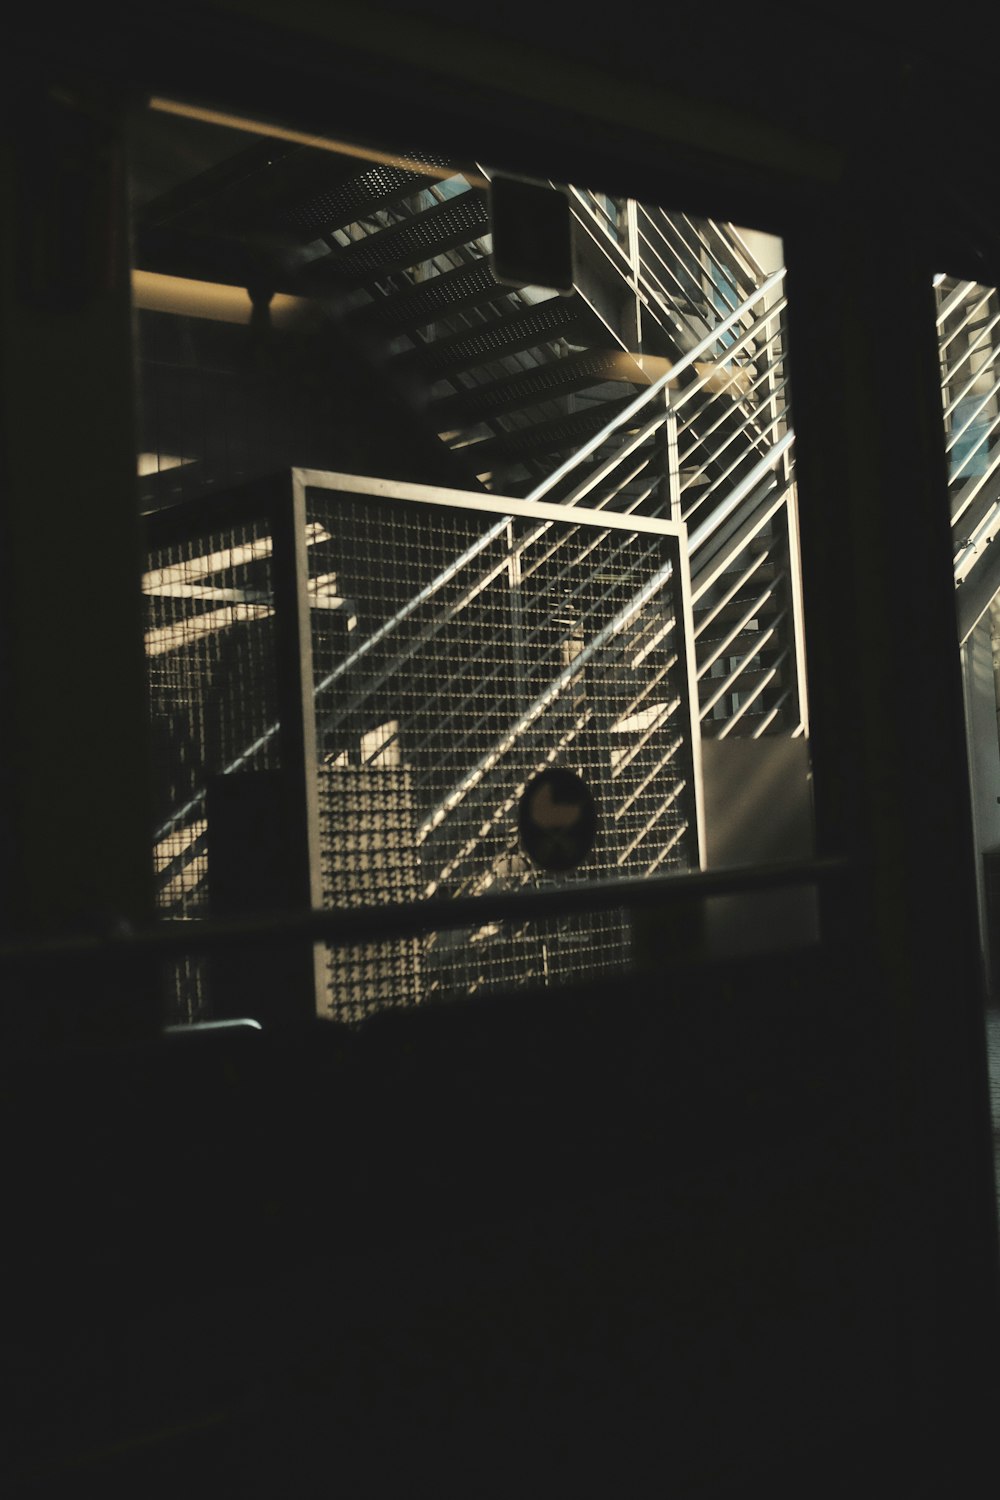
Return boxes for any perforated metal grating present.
[325,192,490,279]
[352,255,503,331]
[416,297,586,375]
[287,155,455,235]
[305,486,697,1018]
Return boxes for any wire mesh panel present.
[304,480,698,1018]
[145,513,280,1021]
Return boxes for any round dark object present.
[518,767,597,872]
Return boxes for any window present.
[129,100,816,1024]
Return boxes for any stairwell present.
[131,121,813,1018]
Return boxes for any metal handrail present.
[411,441,793,841]
[2,857,853,969]
[529,267,787,504]
[311,265,788,731]
[151,209,792,873]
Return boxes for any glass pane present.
[128,102,817,1022]
[941,273,1000,1221]
[145,513,280,1021]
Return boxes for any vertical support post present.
[620,198,645,359]
[664,394,683,526]
[785,206,999,1434]
[268,471,326,1020]
[623,197,641,282]
[783,482,810,739]
[0,84,157,1047]
[630,525,706,971]
[507,518,528,713]
[675,528,706,873]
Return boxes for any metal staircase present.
[292,155,801,738]
[136,131,807,1016]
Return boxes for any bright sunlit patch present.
[132,270,308,328]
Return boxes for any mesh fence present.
[305,486,697,1018]
[144,484,699,1023]
[145,515,280,1021]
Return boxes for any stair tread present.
[351,258,514,333]
[395,296,599,378]
[306,192,490,285]
[693,573,782,615]
[433,349,647,426]
[455,396,639,468]
[698,663,788,697]
[695,613,784,650]
[284,157,460,238]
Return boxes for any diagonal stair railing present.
[938,275,1000,642]
[148,263,794,931]
[145,144,802,969]
[306,269,796,891]
[311,265,788,729]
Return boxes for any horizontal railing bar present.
[698,618,784,717]
[693,547,773,639]
[936,278,979,327]
[677,365,786,466]
[946,395,1000,475]
[715,653,788,737]
[950,440,1000,531]
[557,413,666,508]
[0,858,851,970]
[690,475,791,606]
[687,431,794,553]
[696,584,777,678]
[947,363,1000,438]
[941,315,1000,416]
[937,288,993,354]
[680,403,786,498]
[750,689,793,738]
[676,355,786,461]
[674,221,751,319]
[615,475,662,515]
[944,373,1000,455]
[528,268,786,503]
[634,254,709,343]
[954,499,1000,585]
[641,211,742,313]
[671,298,789,417]
[704,216,768,287]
